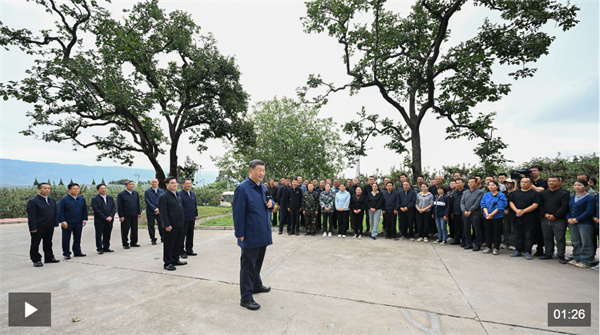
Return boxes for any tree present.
[58,178,64,186]
[33,177,39,186]
[101,177,106,185]
[1,0,252,189]
[177,156,199,184]
[300,0,579,181]
[212,96,346,181]
[91,178,96,185]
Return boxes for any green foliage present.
[196,186,222,207]
[177,156,200,184]
[91,178,96,185]
[58,178,64,186]
[33,178,38,186]
[212,96,347,181]
[521,153,599,190]
[0,0,252,187]
[300,0,579,181]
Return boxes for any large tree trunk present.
[148,155,167,189]
[169,132,180,183]
[411,128,423,184]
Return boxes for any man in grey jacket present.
[460,177,484,251]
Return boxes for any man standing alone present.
[117,181,141,249]
[144,178,164,245]
[27,183,60,267]
[233,160,273,311]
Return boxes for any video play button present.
[8,293,51,327]
[25,302,38,318]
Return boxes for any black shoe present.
[180,254,188,259]
[104,249,114,252]
[534,250,544,257]
[305,232,311,236]
[295,232,299,236]
[558,257,568,264]
[240,300,261,310]
[123,245,130,249]
[64,255,71,260]
[33,261,43,267]
[187,252,197,256]
[152,241,157,245]
[464,245,473,250]
[278,231,283,235]
[449,241,461,245]
[539,254,552,260]
[164,264,176,271]
[472,246,480,252]
[74,253,86,257]
[372,237,376,240]
[97,250,104,254]
[44,258,60,263]
[253,286,271,294]
[173,260,187,266]
[131,244,140,247]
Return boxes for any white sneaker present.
[323,232,327,237]
[509,246,516,250]
[342,235,346,238]
[410,238,415,242]
[353,234,357,239]
[328,232,332,237]
[433,240,439,244]
[358,235,362,239]
[338,234,341,238]
[423,237,429,243]
[416,237,423,242]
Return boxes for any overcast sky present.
[1,0,598,179]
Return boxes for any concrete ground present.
[0,222,598,334]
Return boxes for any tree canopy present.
[1,0,253,188]
[300,0,579,181]
[212,96,346,181]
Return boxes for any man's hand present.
[267,200,273,208]
[137,215,141,219]
[165,226,173,232]
[324,207,330,211]
[30,230,37,233]
[239,236,244,241]
[443,216,448,221]
[393,210,397,215]
[382,210,386,215]
[303,210,306,215]
[82,221,87,227]
[106,216,113,222]
[194,216,198,220]
[486,214,493,220]
[516,209,524,217]
[155,209,159,214]
[594,217,599,224]
[464,211,471,217]
[287,208,290,211]
[120,217,125,222]
[370,208,375,212]
[548,214,556,221]
[314,211,318,215]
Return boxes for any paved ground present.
[0,222,598,334]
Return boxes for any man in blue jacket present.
[27,182,60,267]
[233,160,273,311]
[117,180,141,249]
[178,178,198,258]
[144,178,164,245]
[58,183,88,259]
[91,183,116,254]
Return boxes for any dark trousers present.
[290,208,300,233]
[483,217,503,249]
[338,210,350,235]
[513,217,535,253]
[332,211,338,230]
[181,220,195,254]
[279,208,289,233]
[365,210,371,232]
[416,212,431,238]
[316,209,322,231]
[399,210,415,238]
[94,220,113,251]
[62,222,83,256]
[163,225,184,266]
[351,211,365,234]
[30,225,55,262]
[121,216,138,246]
[448,212,455,238]
[300,212,306,227]
[240,246,266,303]
[322,212,333,232]
[271,210,278,226]
[541,218,567,258]
[452,214,464,245]
[463,214,482,247]
[533,216,544,253]
[384,212,397,237]
[147,214,164,242]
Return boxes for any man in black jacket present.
[27,183,60,267]
[158,177,187,271]
[451,179,465,246]
[277,178,290,234]
[398,181,416,240]
[117,181,141,249]
[539,176,570,263]
[91,183,116,254]
[288,179,303,235]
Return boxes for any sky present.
[1,0,598,180]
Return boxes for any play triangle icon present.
[24,302,38,318]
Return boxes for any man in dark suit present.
[158,177,187,271]
[27,183,60,267]
[276,178,290,235]
[91,183,116,254]
[144,178,164,245]
[178,178,198,258]
[233,160,273,311]
[58,183,88,259]
[117,180,141,249]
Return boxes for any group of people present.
[26,178,199,271]
[266,167,599,269]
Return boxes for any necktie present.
[104,196,107,204]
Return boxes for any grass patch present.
[197,206,232,219]
[200,216,234,226]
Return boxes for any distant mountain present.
[0,158,217,187]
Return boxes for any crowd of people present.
[26,178,198,271]
[266,166,599,270]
